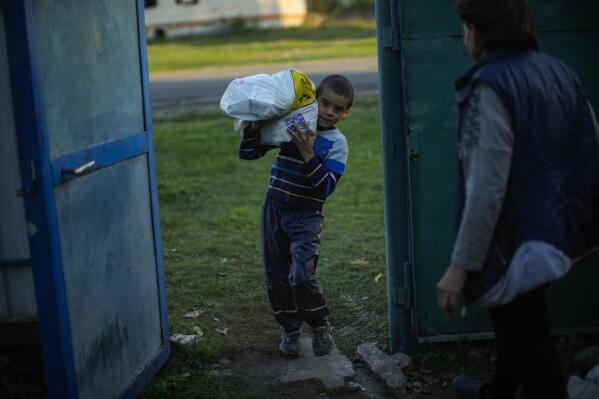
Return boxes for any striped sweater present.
[239,126,349,211]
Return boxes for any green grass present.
[141,97,387,397]
[147,19,376,73]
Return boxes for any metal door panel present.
[30,0,145,159]
[540,31,599,102]
[402,0,599,38]
[403,35,493,338]
[55,155,162,398]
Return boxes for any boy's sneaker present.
[312,322,334,356]
[279,329,301,356]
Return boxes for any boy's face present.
[316,87,352,129]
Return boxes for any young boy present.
[238,75,354,356]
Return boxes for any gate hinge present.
[393,287,411,309]
[382,27,396,49]
[408,127,419,160]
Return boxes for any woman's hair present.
[456,0,539,52]
[316,75,354,109]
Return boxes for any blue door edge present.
[4,1,79,397]
[120,346,171,399]
[136,0,171,364]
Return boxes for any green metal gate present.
[377,0,599,352]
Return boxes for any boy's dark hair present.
[456,0,539,53]
[316,75,354,109]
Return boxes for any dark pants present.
[261,199,329,332]
[486,286,568,399]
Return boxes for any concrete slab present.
[281,335,356,389]
[357,343,408,396]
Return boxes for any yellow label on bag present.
[290,70,316,110]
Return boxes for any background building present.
[144,0,308,39]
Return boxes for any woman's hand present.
[436,264,468,321]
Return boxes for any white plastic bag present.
[220,70,316,121]
[259,101,319,145]
[221,73,291,120]
[233,100,319,145]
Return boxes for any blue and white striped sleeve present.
[303,135,348,200]
[238,127,277,160]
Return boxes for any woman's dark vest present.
[455,51,599,303]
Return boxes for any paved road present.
[149,57,378,112]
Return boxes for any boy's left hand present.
[289,125,317,162]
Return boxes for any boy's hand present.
[289,125,317,162]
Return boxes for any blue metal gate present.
[3,1,169,397]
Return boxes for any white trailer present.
[144,0,308,39]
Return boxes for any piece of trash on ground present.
[170,333,201,346]
[374,273,383,283]
[193,326,204,337]
[184,308,204,318]
[216,327,229,336]
[351,258,369,266]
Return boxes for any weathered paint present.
[56,155,162,398]
[30,0,145,160]
[77,316,129,388]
